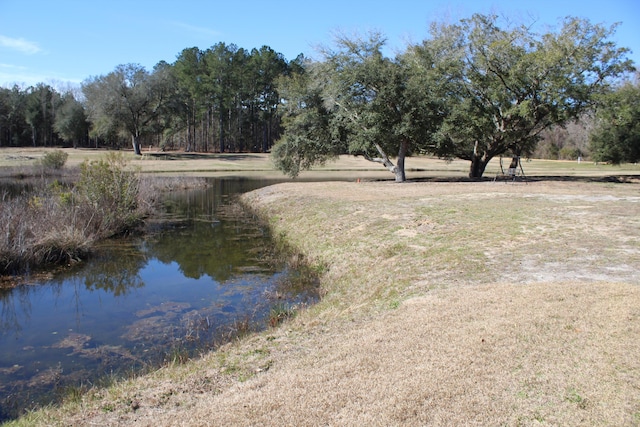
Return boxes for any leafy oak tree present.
[272,57,341,177]
[590,77,640,164]
[418,14,634,178]
[273,33,446,182]
[83,63,171,155]
[54,92,89,147]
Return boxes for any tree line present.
[0,13,637,179]
[0,43,299,154]
[0,83,89,148]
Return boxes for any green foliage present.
[412,14,634,178]
[274,14,633,180]
[558,146,582,160]
[170,43,292,153]
[40,149,68,169]
[320,32,422,181]
[590,80,640,164]
[272,64,340,177]
[48,179,74,205]
[76,152,141,235]
[24,83,62,146]
[275,32,445,181]
[82,64,170,154]
[54,93,89,146]
[271,132,338,178]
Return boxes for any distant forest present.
[0,43,299,154]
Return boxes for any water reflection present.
[81,242,147,296]
[0,178,317,421]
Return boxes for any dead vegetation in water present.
[0,170,208,279]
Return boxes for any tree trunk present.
[364,142,407,182]
[185,117,192,152]
[219,106,224,153]
[468,140,489,179]
[468,156,489,179]
[132,134,142,155]
[395,139,408,182]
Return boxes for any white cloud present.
[0,63,81,89]
[0,63,27,71]
[0,35,41,55]
[170,21,221,38]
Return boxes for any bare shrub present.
[32,225,92,265]
[75,152,144,238]
[0,155,208,276]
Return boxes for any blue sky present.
[1,0,638,89]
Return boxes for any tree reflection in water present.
[79,241,146,296]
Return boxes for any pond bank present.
[6,179,640,426]
[0,177,321,422]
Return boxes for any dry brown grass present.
[3,148,640,426]
[7,178,639,427]
[1,146,639,179]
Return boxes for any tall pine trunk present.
[218,105,224,153]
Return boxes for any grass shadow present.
[404,174,640,184]
[144,152,264,162]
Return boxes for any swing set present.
[493,155,527,183]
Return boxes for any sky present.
[1,0,639,90]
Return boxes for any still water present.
[0,178,317,421]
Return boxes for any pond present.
[0,178,318,421]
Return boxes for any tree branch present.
[361,142,398,174]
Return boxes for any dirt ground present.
[3,149,640,426]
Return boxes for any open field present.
[2,147,640,426]
[1,146,639,181]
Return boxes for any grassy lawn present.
[2,147,640,426]
[1,146,639,180]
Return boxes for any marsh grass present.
[0,159,212,278]
[1,154,160,277]
[0,189,95,275]
[268,303,297,327]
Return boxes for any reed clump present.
[0,153,150,276]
